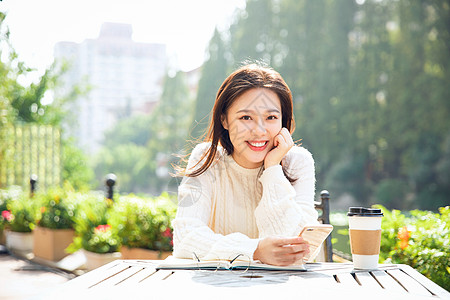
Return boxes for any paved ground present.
[0,246,75,300]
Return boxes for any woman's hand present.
[253,236,310,266]
[264,128,294,169]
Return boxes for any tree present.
[0,12,16,173]
[146,71,192,192]
[93,70,192,194]
[62,138,94,191]
[103,114,154,149]
[190,28,229,140]
[0,11,91,190]
[230,0,281,66]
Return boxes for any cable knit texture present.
[172,142,318,261]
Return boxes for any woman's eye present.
[267,115,278,120]
[240,116,251,120]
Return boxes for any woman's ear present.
[221,114,229,130]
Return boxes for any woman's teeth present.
[249,141,266,147]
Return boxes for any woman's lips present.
[246,141,268,151]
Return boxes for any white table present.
[44,260,450,300]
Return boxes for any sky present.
[0,0,245,79]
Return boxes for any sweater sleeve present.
[172,144,259,261]
[254,147,319,238]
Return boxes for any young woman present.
[172,64,319,266]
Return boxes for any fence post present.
[320,190,333,262]
[30,174,38,198]
[105,173,117,201]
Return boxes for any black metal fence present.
[0,124,61,191]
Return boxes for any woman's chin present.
[244,155,267,168]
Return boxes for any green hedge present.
[68,191,177,254]
[109,193,177,251]
[375,205,450,291]
[0,187,177,254]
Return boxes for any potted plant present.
[111,193,176,260]
[68,192,121,270]
[2,191,37,253]
[81,223,121,270]
[0,187,23,245]
[33,188,77,261]
[0,190,10,245]
[0,211,6,245]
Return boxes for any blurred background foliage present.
[0,11,93,192]
[1,0,449,211]
[92,71,193,194]
[377,205,450,291]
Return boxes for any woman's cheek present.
[269,123,282,137]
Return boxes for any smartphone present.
[298,224,333,262]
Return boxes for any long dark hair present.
[183,63,296,181]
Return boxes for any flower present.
[95,224,112,233]
[66,192,121,254]
[2,210,13,222]
[397,226,411,250]
[163,228,174,247]
[2,194,37,233]
[85,224,120,254]
[162,228,172,238]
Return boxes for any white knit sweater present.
[172,142,319,261]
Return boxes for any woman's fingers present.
[275,131,286,145]
[279,128,294,146]
[254,236,310,266]
[275,129,289,148]
[276,236,307,246]
[287,243,310,254]
[276,243,309,255]
[264,127,294,168]
[274,237,309,254]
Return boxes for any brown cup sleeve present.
[349,229,381,255]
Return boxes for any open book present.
[156,256,307,272]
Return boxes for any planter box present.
[5,230,34,252]
[83,249,122,271]
[120,246,171,260]
[33,226,75,261]
[0,229,5,245]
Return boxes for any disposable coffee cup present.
[347,207,383,269]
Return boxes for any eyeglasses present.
[192,252,251,274]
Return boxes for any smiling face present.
[221,88,282,169]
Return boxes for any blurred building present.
[54,22,167,154]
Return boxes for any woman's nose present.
[252,120,267,135]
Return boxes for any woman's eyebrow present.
[236,108,281,114]
[266,108,281,114]
[236,109,254,114]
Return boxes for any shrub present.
[376,205,450,291]
[109,192,176,252]
[68,192,119,254]
[1,187,24,229]
[2,192,37,233]
[85,224,120,254]
[35,188,77,230]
